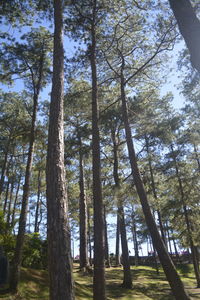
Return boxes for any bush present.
[0,211,15,261]
[22,233,47,269]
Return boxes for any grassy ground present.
[0,264,200,299]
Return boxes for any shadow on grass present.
[75,282,93,300]
[176,264,195,277]
[106,281,174,300]
[104,266,174,300]
[133,267,166,281]
[0,268,49,300]
[1,264,198,300]
[19,268,49,299]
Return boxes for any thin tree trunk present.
[90,1,106,299]
[147,237,149,255]
[131,206,139,266]
[11,176,21,228]
[104,206,111,268]
[195,246,199,265]
[112,131,121,267]
[9,24,46,292]
[0,133,12,198]
[171,233,180,263]
[78,134,89,270]
[170,144,200,287]
[119,206,133,288]
[34,170,41,233]
[10,108,36,291]
[38,196,44,231]
[3,181,10,214]
[120,61,190,299]
[112,126,132,287]
[115,213,121,266]
[46,0,74,299]
[9,44,45,292]
[193,143,200,171]
[6,178,14,225]
[153,251,159,275]
[87,205,93,266]
[166,222,173,255]
[9,94,39,291]
[145,135,167,246]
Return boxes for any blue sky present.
[160,41,186,110]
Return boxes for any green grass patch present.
[0,264,200,299]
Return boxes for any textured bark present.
[90,1,106,299]
[169,0,200,72]
[46,1,74,299]
[120,61,190,299]
[78,134,89,270]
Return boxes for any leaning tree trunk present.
[90,1,106,299]
[119,61,190,299]
[169,0,200,72]
[46,0,74,299]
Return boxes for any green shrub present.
[22,233,47,269]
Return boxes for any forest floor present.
[0,264,200,299]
